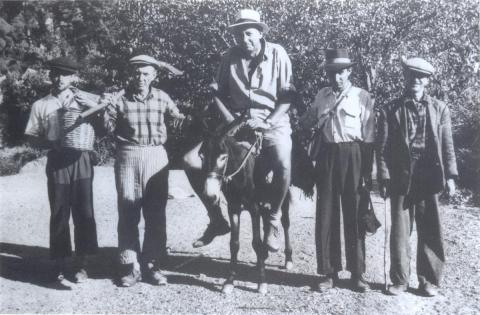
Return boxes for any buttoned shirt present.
[104,87,184,146]
[25,89,77,141]
[213,40,295,129]
[300,82,375,143]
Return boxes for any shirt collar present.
[403,92,429,107]
[126,86,156,102]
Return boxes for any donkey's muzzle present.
[203,175,222,204]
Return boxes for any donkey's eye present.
[219,154,228,162]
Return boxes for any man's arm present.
[25,135,59,151]
[439,103,458,196]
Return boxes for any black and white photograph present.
[0,0,478,313]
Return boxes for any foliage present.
[0,0,478,200]
[0,145,43,175]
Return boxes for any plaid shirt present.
[404,97,427,158]
[104,87,184,146]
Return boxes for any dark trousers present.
[47,150,98,259]
[390,158,445,286]
[315,142,365,275]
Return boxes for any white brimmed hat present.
[227,9,269,33]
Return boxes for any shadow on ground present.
[0,243,387,293]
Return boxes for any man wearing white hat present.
[103,54,184,287]
[299,48,375,292]
[206,9,296,253]
[377,57,457,296]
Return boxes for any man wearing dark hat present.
[103,54,185,287]
[187,8,295,252]
[377,57,457,297]
[25,56,99,284]
[299,48,375,292]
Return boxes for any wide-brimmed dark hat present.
[227,9,269,33]
[324,48,356,71]
[402,57,435,76]
[47,56,80,74]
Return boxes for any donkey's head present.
[201,117,257,204]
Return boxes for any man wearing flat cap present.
[25,56,99,284]
[102,54,185,287]
[184,9,295,252]
[299,48,375,292]
[377,57,457,296]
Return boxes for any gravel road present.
[0,165,479,314]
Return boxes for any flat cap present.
[402,57,435,76]
[129,54,184,76]
[47,56,80,74]
[129,54,159,68]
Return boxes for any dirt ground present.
[0,165,479,314]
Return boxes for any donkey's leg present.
[223,209,240,295]
[251,205,268,294]
[282,191,293,270]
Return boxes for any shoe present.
[317,273,337,292]
[146,269,168,286]
[119,266,142,287]
[387,283,408,295]
[418,281,438,297]
[74,268,88,283]
[192,220,230,248]
[350,274,370,293]
[265,221,281,252]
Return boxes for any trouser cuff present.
[119,249,138,265]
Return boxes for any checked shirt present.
[104,87,184,146]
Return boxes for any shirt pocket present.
[340,104,361,130]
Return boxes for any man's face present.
[404,70,430,95]
[132,65,157,91]
[49,70,76,92]
[233,26,263,57]
[327,67,352,91]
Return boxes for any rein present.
[208,132,263,183]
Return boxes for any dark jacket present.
[376,94,458,195]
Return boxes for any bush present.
[0,145,43,175]
[0,0,478,204]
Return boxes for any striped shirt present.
[104,87,184,146]
[213,40,295,127]
[300,83,375,143]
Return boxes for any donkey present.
[202,118,293,294]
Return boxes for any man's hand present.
[379,179,390,199]
[245,118,271,132]
[446,178,456,197]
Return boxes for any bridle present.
[206,131,263,183]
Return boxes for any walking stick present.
[383,196,388,292]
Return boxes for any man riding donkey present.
[183,9,296,255]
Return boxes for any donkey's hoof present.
[257,282,268,295]
[285,261,294,270]
[222,283,234,295]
